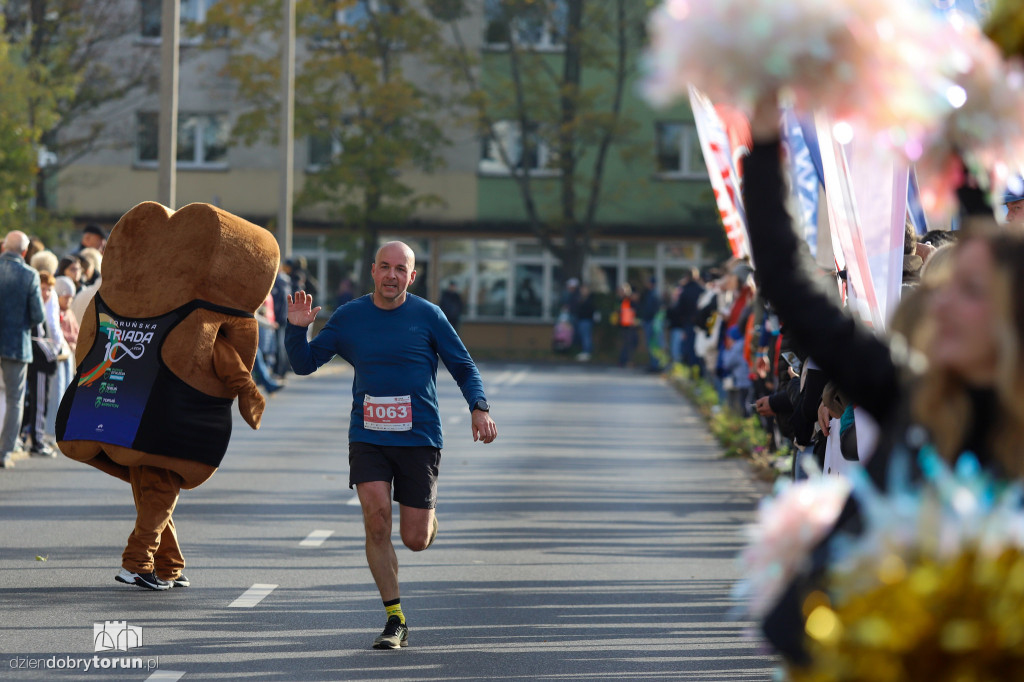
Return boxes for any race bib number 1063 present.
[363,395,412,432]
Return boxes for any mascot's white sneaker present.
[116,568,171,590]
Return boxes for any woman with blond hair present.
[743,98,1024,662]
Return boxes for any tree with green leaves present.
[434,0,646,284]
[0,18,39,233]
[2,0,155,239]
[207,0,457,293]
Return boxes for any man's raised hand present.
[287,291,322,327]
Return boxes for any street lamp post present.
[157,0,179,209]
[278,0,295,258]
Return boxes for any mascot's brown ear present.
[100,201,280,317]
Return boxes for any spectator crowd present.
[548,219,973,480]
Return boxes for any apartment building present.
[56,0,723,354]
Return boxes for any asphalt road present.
[0,362,775,681]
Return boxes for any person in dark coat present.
[575,283,596,361]
[0,231,46,468]
[439,280,464,331]
[638,277,663,372]
[271,266,293,378]
[668,268,704,368]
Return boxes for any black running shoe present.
[372,616,409,649]
[116,568,171,590]
[161,574,190,588]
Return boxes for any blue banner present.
[907,168,929,235]
[781,108,822,257]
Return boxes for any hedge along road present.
[0,361,774,681]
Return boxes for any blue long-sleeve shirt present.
[285,293,486,449]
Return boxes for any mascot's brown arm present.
[212,320,265,430]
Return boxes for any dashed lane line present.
[508,370,529,386]
[489,370,513,385]
[299,530,334,547]
[145,672,185,682]
[227,584,278,608]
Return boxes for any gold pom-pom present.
[788,549,1024,682]
[984,0,1024,59]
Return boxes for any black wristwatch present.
[473,399,490,412]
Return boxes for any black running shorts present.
[348,442,442,509]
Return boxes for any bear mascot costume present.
[55,201,280,590]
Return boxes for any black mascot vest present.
[56,294,254,467]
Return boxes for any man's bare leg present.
[358,481,414,649]
[357,481,399,601]
[399,504,436,551]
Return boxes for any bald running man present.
[286,241,497,649]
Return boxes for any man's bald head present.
[371,241,417,309]
[375,241,416,269]
[2,231,29,255]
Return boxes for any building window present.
[140,0,160,37]
[307,133,341,170]
[309,0,399,45]
[307,116,357,170]
[136,113,159,164]
[438,239,472,319]
[654,122,705,179]
[136,112,229,168]
[341,0,376,28]
[140,0,226,40]
[475,240,510,318]
[479,120,558,176]
[363,237,706,322]
[484,0,567,50]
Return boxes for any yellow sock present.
[384,599,405,624]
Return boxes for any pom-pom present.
[984,0,1024,60]
[732,475,851,620]
[642,0,951,135]
[912,19,1024,218]
[746,451,1024,681]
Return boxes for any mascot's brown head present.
[57,202,280,489]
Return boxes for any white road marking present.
[346,495,362,506]
[490,370,513,385]
[449,415,465,425]
[509,370,529,386]
[299,529,333,547]
[146,671,186,681]
[228,584,278,608]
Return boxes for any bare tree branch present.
[581,0,627,248]
[447,17,555,256]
